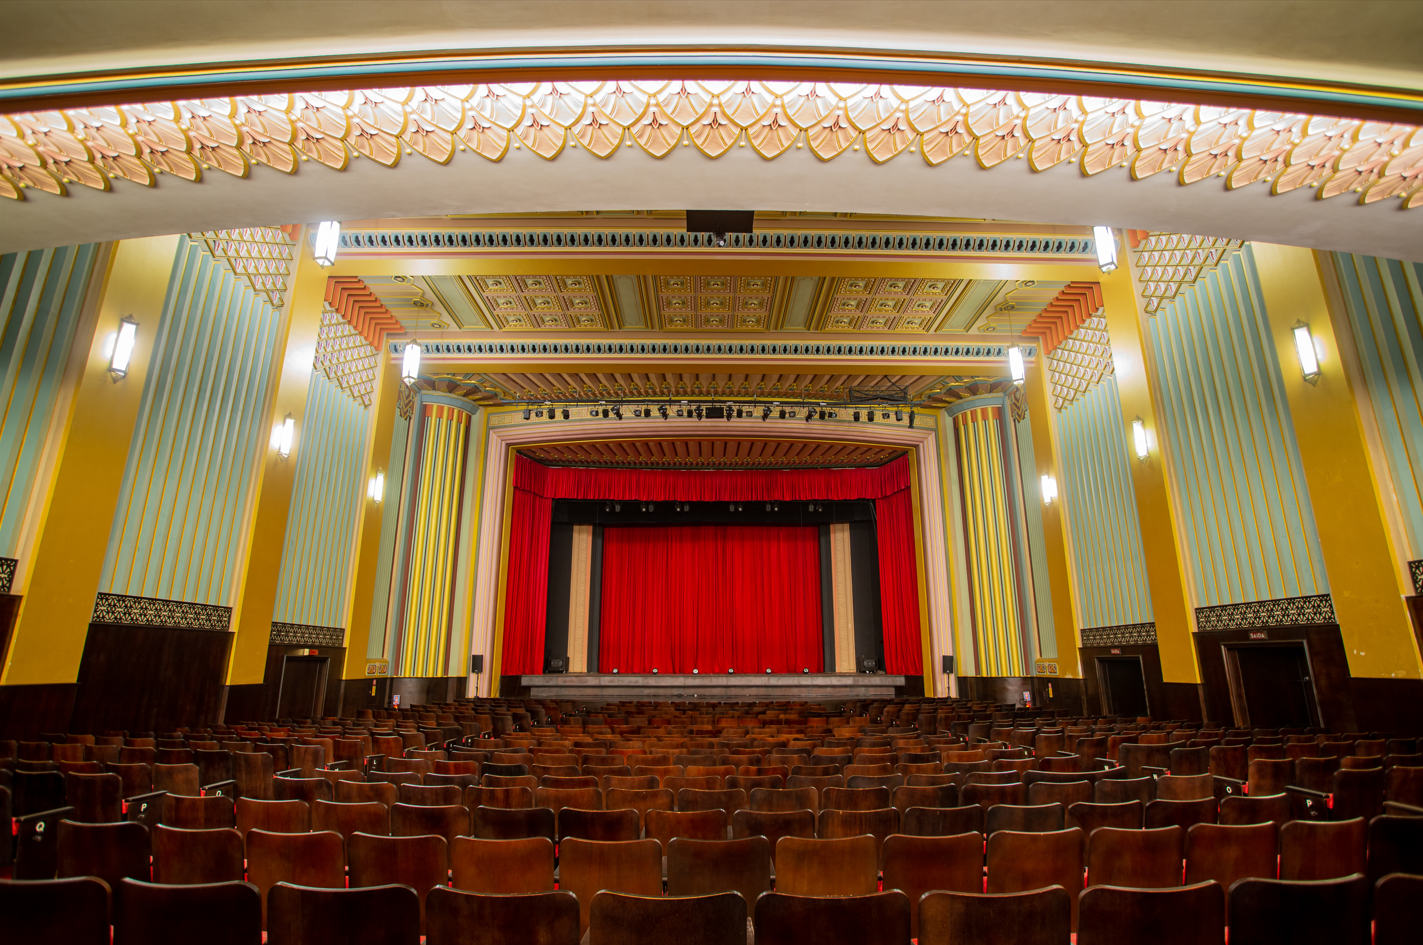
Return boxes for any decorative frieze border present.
[0,556,15,594]
[1195,594,1337,631]
[1080,622,1158,647]
[270,622,346,647]
[394,338,1035,364]
[91,592,232,631]
[1409,559,1423,596]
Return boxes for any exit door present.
[1097,656,1150,718]
[277,656,329,720]
[1227,643,1319,729]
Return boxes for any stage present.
[509,672,906,701]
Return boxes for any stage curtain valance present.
[513,454,910,501]
[876,486,924,675]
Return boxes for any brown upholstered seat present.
[469,805,556,842]
[57,819,150,889]
[730,808,815,866]
[244,829,346,927]
[774,835,879,896]
[162,793,236,828]
[153,763,200,797]
[560,807,641,842]
[676,787,746,817]
[1094,776,1154,805]
[1156,773,1214,800]
[237,797,310,838]
[1227,874,1369,945]
[882,833,985,939]
[985,802,1064,835]
[464,785,534,810]
[962,781,1028,809]
[312,798,388,841]
[900,804,983,836]
[918,886,1071,945]
[1027,779,1092,807]
[1219,793,1290,826]
[450,835,556,894]
[398,782,462,807]
[390,802,469,859]
[274,776,332,806]
[646,808,727,850]
[589,891,747,945]
[336,779,398,808]
[1145,796,1217,832]
[1184,822,1277,904]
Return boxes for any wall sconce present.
[105,316,139,380]
[1132,417,1150,460]
[367,471,385,503]
[1293,321,1321,383]
[313,221,341,267]
[401,340,422,384]
[1092,225,1118,273]
[1007,345,1026,385]
[273,413,295,460]
[1040,474,1058,505]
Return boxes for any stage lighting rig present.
[562,409,570,419]
[853,410,861,422]
[762,406,771,421]
[778,407,786,420]
[612,405,622,420]
[523,407,531,420]
[547,409,556,421]
[659,404,669,420]
[695,405,704,420]
[867,410,875,423]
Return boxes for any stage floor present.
[518,672,904,701]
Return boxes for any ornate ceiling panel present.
[3,82,1418,210]
[1047,316,1114,410]
[1129,231,1245,314]
[191,226,295,306]
[519,438,904,470]
[1021,282,1104,355]
[470,273,605,329]
[824,276,962,332]
[313,309,379,407]
[655,273,777,330]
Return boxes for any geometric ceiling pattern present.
[824,276,962,332]
[1047,316,1115,410]
[520,438,904,470]
[470,274,605,330]
[1130,231,1245,314]
[1020,282,1104,355]
[4,82,1419,209]
[191,226,295,306]
[656,274,776,330]
[313,309,379,407]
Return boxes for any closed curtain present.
[877,487,923,675]
[500,486,553,674]
[598,524,825,674]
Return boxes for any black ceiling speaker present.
[942,655,955,675]
[686,210,755,234]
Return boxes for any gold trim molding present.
[3,81,1418,209]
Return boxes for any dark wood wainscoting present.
[338,676,393,717]
[1193,624,1357,731]
[70,624,232,733]
[391,676,466,707]
[955,675,1083,714]
[222,644,348,723]
[1079,644,1168,719]
[0,683,78,739]
[1350,676,1423,733]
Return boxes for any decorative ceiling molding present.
[1020,282,1103,355]
[1047,315,1114,410]
[1129,231,1245,314]
[324,275,403,348]
[314,309,379,407]
[3,82,1418,210]
[190,225,295,306]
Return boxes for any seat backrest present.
[1156,773,1213,800]
[1331,767,1385,822]
[676,787,747,817]
[754,890,911,945]
[985,828,1085,928]
[1065,799,1143,847]
[1026,780,1092,807]
[390,802,469,852]
[245,828,347,927]
[1078,881,1224,945]
[775,835,879,896]
[821,786,891,812]
[266,881,420,945]
[1365,814,1423,884]
[1094,776,1154,805]
[470,805,556,842]
[730,809,815,866]
[816,807,900,855]
[1227,875,1369,945]
[347,832,447,933]
[589,890,746,945]
[1086,825,1184,888]
[1144,796,1217,832]
[398,783,462,807]
[162,793,235,829]
[65,772,124,823]
[426,887,579,945]
[881,833,984,940]
[0,874,110,945]
[335,780,397,808]
[918,886,1071,945]
[237,798,310,838]
[57,819,151,889]
[1218,793,1290,827]
[1374,873,1423,945]
[558,838,663,936]
[1246,758,1293,796]
[559,807,641,842]
[1279,817,1367,881]
[312,799,389,841]
[465,785,534,810]
[151,824,245,885]
[665,836,771,911]
[450,835,556,894]
[900,805,983,837]
[985,803,1064,836]
[646,808,727,850]
[113,878,261,945]
[535,785,602,813]
[749,786,817,814]
[1184,822,1277,891]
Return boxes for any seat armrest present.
[325,760,352,771]
[12,805,75,879]
[123,790,167,827]
[201,779,238,798]
[275,768,302,778]
[364,753,386,774]
[1285,784,1331,820]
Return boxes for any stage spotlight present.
[779,407,786,419]
[882,411,889,420]
[773,502,780,511]
[895,408,903,422]
[614,502,621,512]
[546,409,556,422]
[590,408,598,417]
[762,406,771,421]
[676,407,684,417]
[728,668,734,674]
[725,408,732,422]
[652,668,658,674]
[695,405,703,420]
[523,407,531,420]
[802,668,809,674]
[730,503,736,511]
[829,410,837,419]
[605,502,612,512]
[692,668,699,675]
[908,409,916,428]
[562,409,570,419]
[853,410,861,422]
[867,410,875,423]
[736,406,744,418]
[660,404,669,420]
[613,405,622,420]
[820,409,828,420]
[766,668,771,674]
[602,407,609,418]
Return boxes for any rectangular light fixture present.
[1093,225,1118,273]
[313,221,341,267]
[402,341,422,384]
[1293,322,1320,381]
[1132,417,1150,460]
[107,316,138,380]
[273,413,295,459]
[1008,345,1026,385]
[1040,474,1058,505]
[367,472,385,503]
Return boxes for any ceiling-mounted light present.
[273,413,295,460]
[313,221,341,267]
[695,405,704,420]
[762,406,771,421]
[547,408,557,421]
[1293,322,1321,382]
[908,409,916,428]
[367,471,385,503]
[779,407,787,420]
[660,404,669,420]
[1008,345,1026,385]
[853,410,861,422]
[725,406,732,422]
[1132,417,1150,460]
[805,408,814,423]
[613,405,622,420]
[1040,474,1058,506]
[522,407,532,420]
[1092,225,1118,273]
[562,408,570,420]
[401,340,422,384]
[106,316,139,380]
[866,410,875,423]
[895,408,903,422]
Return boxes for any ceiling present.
[519,437,904,469]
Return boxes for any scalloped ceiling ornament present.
[1,80,1419,209]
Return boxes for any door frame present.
[1094,654,1151,718]
[276,651,331,720]
[1221,640,1322,729]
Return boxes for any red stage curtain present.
[877,488,924,675]
[598,525,824,674]
[515,454,909,501]
[500,486,553,674]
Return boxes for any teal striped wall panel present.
[100,237,282,605]
[1327,252,1423,559]
[1147,245,1329,606]
[0,244,100,559]
[1056,375,1154,627]
[272,373,371,628]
